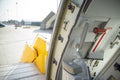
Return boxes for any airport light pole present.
[16,2,18,21]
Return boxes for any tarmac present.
[0,25,52,65]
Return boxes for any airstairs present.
[0,63,45,80]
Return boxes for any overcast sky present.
[0,0,60,21]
